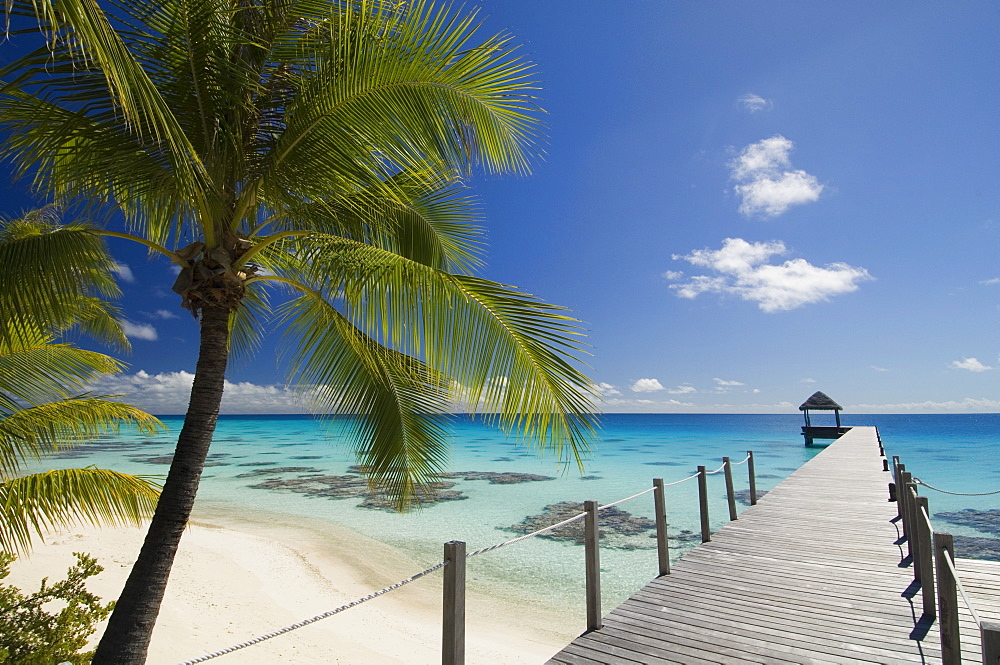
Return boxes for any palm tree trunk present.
[93,305,231,665]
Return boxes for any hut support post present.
[653,478,670,576]
[584,500,602,632]
[442,540,466,665]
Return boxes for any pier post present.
[934,532,961,665]
[584,500,602,632]
[697,466,711,542]
[442,540,466,665]
[747,451,757,506]
[723,457,738,521]
[915,496,935,617]
[906,480,920,581]
[892,455,906,517]
[653,479,670,576]
[901,471,914,559]
[981,621,1000,664]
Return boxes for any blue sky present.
[7,2,1000,414]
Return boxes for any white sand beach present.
[6,509,575,664]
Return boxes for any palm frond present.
[283,236,598,467]
[1,0,211,226]
[228,280,271,364]
[278,291,453,509]
[0,398,164,478]
[0,467,161,555]
[0,216,124,347]
[0,335,124,409]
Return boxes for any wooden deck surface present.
[547,427,1000,664]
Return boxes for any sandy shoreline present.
[6,509,576,664]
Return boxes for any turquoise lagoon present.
[41,413,1000,617]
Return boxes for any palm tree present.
[0,209,163,555]
[0,1,598,662]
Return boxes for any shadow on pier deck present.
[547,427,1000,664]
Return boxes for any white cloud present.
[144,309,179,320]
[666,385,697,394]
[713,378,745,386]
[752,388,761,394]
[730,136,823,217]
[92,370,310,414]
[668,238,872,312]
[951,357,992,372]
[121,321,158,341]
[112,263,136,283]
[801,378,816,383]
[661,270,685,280]
[631,378,665,393]
[981,278,1000,285]
[739,93,772,113]
[595,382,621,396]
[870,365,889,372]
[851,397,1000,413]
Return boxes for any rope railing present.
[894,452,1000,665]
[919,505,983,625]
[176,561,448,665]
[598,485,657,510]
[661,471,701,486]
[466,510,587,558]
[729,452,753,466]
[176,449,759,665]
[914,477,1000,496]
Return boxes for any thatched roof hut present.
[798,391,842,411]
[798,391,844,435]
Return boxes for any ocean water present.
[37,412,1000,617]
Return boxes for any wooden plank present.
[546,427,962,664]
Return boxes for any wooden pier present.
[547,427,1000,664]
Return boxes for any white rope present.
[914,478,1000,497]
[921,505,983,626]
[176,458,743,662]
[175,561,446,664]
[920,505,934,534]
[466,511,587,558]
[942,550,982,626]
[600,486,657,510]
[705,462,727,475]
[729,453,752,466]
[661,472,700,487]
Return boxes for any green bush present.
[0,552,113,664]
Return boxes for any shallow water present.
[35,413,1000,613]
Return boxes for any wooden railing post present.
[981,621,1000,664]
[697,466,711,542]
[747,451,757,506]
[653,479,670,576]
[906,480,920,580]
[935,531,961,665]
[584,500,602,632]
[892,455,903,517]
[442,540,466,665]
[915,496,935,618]
[900,470,913,556]
[723,457,738,521]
